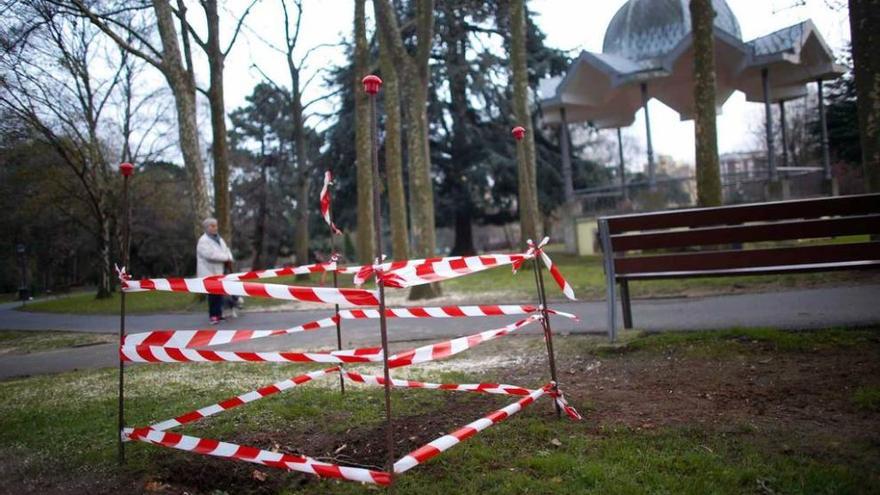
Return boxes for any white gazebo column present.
[640,82,656,190]
[559,107,577,253]
[617,127,628,201]
[817,78,837,195]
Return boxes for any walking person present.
[196,218,234,324]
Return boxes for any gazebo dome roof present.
[602,0,742,62]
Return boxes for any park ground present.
[1,326,879,494]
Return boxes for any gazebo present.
[540,0,845,251]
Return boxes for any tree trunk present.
[153,0,211,223]
[294,172,311,264]
[354,0,374,264]
[510,0,540,246]
[849,0,880,192]
[691,0,722,206]
[444,4,476,256]
[373,0,440,299]
[204,0,232,240]
[377,26,409,260]
[252,156,268,270]
[96,211,112,298]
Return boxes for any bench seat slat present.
[606,193,880,235]
[609,214,880,251]
[613,242,880,275]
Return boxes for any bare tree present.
[374,0,440,299]
[691,0,722,206]
[509,0,540,245]
[377,22,409,260]
[2,2,136,297]
[70,0,211,226]
[354,0,374,264]
[849,0,880,192]
[170,0,257,241]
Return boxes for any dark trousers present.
[208,294,223,318]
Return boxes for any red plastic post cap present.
[511,126,526,141]
[119,162,134,177]
[362,74,382,94]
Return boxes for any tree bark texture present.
[354,0,375,264]
[690,0,722,206]
[204,0,232,240]
[510,0,540,246]
[290,62,310,266]
[377,26,409,260]
[849,0,880,192]
[153,0,211,223]
[374,0,440,299]
[443,2,476,256]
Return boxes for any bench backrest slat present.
[605,193,880,235]
[614,241,880,274]
[609,214,880,251]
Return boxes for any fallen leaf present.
[550,438,562,447]
[252,470,268,482]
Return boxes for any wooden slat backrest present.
[613,242,880,275]
[609,214,880,251]
[605,193,880,236]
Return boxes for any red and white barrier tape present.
[393,387,545,473]
[221,261,336,281]
[123,427,391,485]
[353,254,528,288]
[121,277,379,306]
[151,367,340,431]
[341,370,533,396]
[386,316,541,368]
[338,304,577,320]
[121,316,541,364]
[512,237,576,300]
[124,317,339,348]
[124,305,575,350]
[320,170,342,235]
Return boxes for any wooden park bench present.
[597,193,880,340]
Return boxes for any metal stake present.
[531,255,561,418]
[328,179,345,394]
[363,74,395,484]
[118,162,133,464]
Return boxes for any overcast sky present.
[222,0,852,168]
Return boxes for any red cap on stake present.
[511,126,526,141]
[362,74,382,94]
[119,162,134,177]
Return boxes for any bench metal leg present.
[598,219,617,341]
[619,280,633,329]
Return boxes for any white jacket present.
[196,233,233,277]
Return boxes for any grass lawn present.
[1,326,878,493]
[0,330,113,356]
[19,251,878,315]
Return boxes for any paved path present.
[1,284,879,380]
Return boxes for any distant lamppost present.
[16,243,28,303]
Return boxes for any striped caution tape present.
[121,277,379,306]
[120,316,541,364]
[320,170,342,235]
[124,305,576,350]
[393,387,546,473]
[221,261,337,281]
[123,427,391,485]
[512,237,576,300]
[150,367,340,431]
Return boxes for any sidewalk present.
[1,284,879,380]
